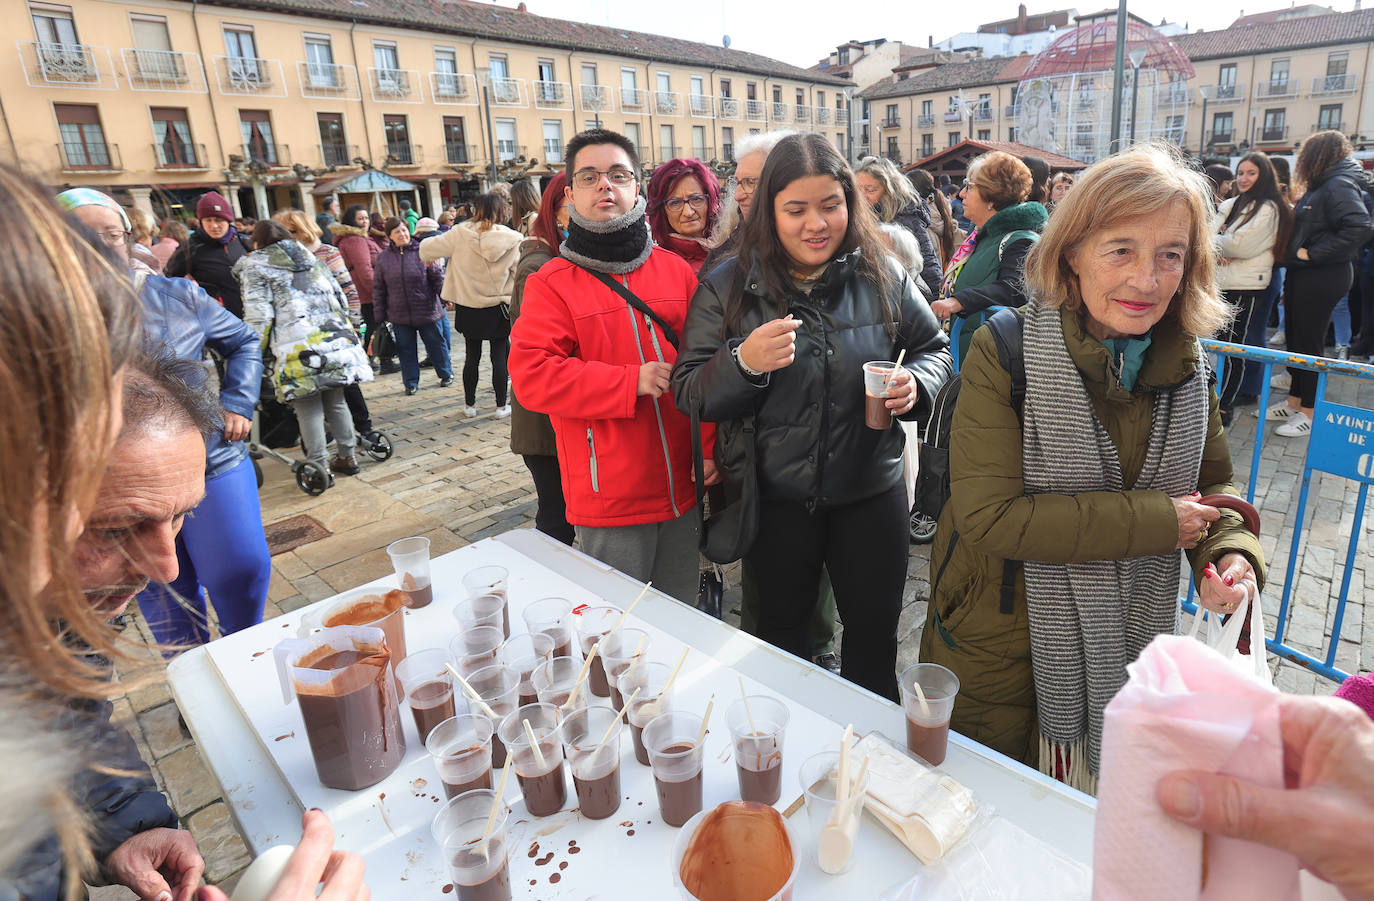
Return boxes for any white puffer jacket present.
[418,220,523,309]
[1214,197,1281,291]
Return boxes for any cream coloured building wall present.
[1,0,848,217]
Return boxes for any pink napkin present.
[1093,635,1299,900]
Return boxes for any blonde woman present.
[919,145,1261,792]
[855,155,943,297]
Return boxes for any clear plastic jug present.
[274,624,406,791]
[298,588,410,690]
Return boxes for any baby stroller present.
[248,373,394,495]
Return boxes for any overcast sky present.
[518,0,1364,69]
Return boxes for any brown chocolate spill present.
[568,845,581,854]
[618,821,632,828]
[536,852,554,866]
[528,879,537,886]
[627,829,635,836]
[273,732,294,742]
[558,861,568,871]
[252,651,266,658]
[378,792,386,800]
[527,842,540,859]
[550,873,561,884]
[442,885,453,894]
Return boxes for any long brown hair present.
[728,133,896,338]
[909,168,955,266]
[1296,130,1353,193]
[1222,152,1294,259]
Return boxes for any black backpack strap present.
[691,385,707,540]
[983,307,1026,615]
[580,266,679,349]
[928,529,962,649]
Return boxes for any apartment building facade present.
[858,7,1374,167]
[5,0,849,219]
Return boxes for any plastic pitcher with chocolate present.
[274,625,406,791]
[300,588,411,691]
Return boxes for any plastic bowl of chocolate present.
[672,800,801,901]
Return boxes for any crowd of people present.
[5,126,1374,899]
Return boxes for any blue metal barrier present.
[948,313,1374,682]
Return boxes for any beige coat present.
[418,220,523,309]
[1214,197,1280,291]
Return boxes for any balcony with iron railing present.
[1199,83,1244,103]
[1312,74,1358,96]
[1209,131,1235,145]
[21,41,113,88]
[620,86,648,113]
[721,142,734,161]
[717,96,741,120]
[1259,125,1290,143]
[1255,80,1298,101]
[1004,104,1019,119]
[380,143,421,167]
[770,101,789,122]
[916,113,935,128]
[213,55,286,97]
[369,68,420,102]
[533,80,572,110]
[494,143,526,163]
[815,107,831,125]
[655,91,682,116]
[654,145,682,166]
[942,109,963,123]
[444,142,475,165]
[541,139,564,164]
[1159,83,1192,105]
[298,61,359,100]
[579,83,614,113]
[745,98,765,121]
[689,93,714,118]
[153,142,207,169]
[794,105,812,124]
[974,105,993,121]
[240,142,289,167]
[58,141,120,172]
[1314,120,1346,133]
[489,77,525,106]
[318,142,359,167]
[835,107,849,126]
[123,48,205,92]
[689,146,715,162]
[431,72,476,104]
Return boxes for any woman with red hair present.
[507,173,574,544]
[646,158,722,274]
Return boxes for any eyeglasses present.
[664,193,708,213]
[98,229,130,246]
[572,167,636,188]
[727,176,760,194]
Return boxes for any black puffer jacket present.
[892,200,943,299]
[672,251,952,510]
[164,227,254,318]
[1287,157,1372,267]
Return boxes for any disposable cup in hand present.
[431,789,511,901]
[799,750,870,875]
[387,536,433,608]
[862,361,898,431]
[898,663,959,766]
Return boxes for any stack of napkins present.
[854,733,978,864]
[1094,635,1298,899]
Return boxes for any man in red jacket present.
[510,129,714,604]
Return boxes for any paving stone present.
[139,700,192,759]
[187,801,253,884]
[160,746,222,816]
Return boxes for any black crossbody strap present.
[582,266,679,349]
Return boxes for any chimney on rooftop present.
[1018,3,1028,32]
[929,35,933,47]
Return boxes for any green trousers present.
[738,560,838,657]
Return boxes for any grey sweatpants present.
[291,388,355,470]
[577,511,700,605]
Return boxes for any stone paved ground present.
[93,349,1374,897]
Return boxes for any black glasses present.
[664,194,708,213]
[573,167,636,188]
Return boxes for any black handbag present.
[691,386,760,565]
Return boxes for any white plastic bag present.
[1186,580,1270,685]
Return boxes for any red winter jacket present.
[509,247,713,527]
[330,224,380,306]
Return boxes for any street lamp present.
[1128,48,1147,145]
[475,67,498,188]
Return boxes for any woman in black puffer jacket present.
[855,155,942,299]
[1269,130,1372,437]
[672,134,952,699]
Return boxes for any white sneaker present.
[1270,330,1286,348]
[1270,371,1291,390]
[1336,345,1351,361]
[1275,411,1312,437]
[495,405,512,419]
[1259,401,1296,420]
[462,405,477,418]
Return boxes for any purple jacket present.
[373,239,444,327]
